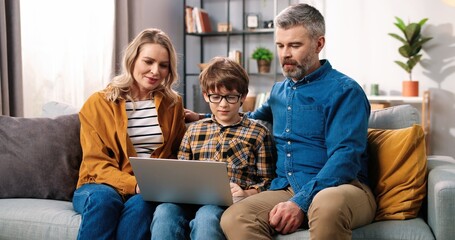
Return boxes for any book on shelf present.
[185,6,195,33]
[198,8,212,33]
[192,7,212,33]
[228,50,242,65]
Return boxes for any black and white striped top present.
[125,100,163,158]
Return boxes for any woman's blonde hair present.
[104,28,179,103]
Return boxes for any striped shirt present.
[178,114,276,191]
[126,100,163,157]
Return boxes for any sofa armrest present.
[427,155,455,170]
[426,157,455,240]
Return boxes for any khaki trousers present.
[220,181,377,240]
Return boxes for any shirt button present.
[287,141,291,145]
[287,106,291,110]
[293,87,296,90]
[288,172,292,176]
[287,153,291,157]
[285,129,290,132]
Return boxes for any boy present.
[150,57,275,240]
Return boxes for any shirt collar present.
[204,113,251,129]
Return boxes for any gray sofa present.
[0,103,454,240]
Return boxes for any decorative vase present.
[402,81,419,97]
[370,83,380,96]
[257,60,271,74]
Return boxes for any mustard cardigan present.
[76,91,186,196]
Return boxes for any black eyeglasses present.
[207,94,242,104]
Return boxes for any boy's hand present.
[230,182,259,203]
[230,182,244,196]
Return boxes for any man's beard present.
[283,64,306,80]
[281,57,311,80]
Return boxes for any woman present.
[72,28,186,240]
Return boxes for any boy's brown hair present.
[199,57,249,96]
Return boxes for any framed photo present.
[246,14,259,29]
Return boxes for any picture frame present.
[246,13,259,29]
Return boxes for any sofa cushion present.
[367,124,427,221]
[0,114,82,201]
[0,198,80,240]
[368,104,420,129]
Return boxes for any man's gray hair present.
[274,3,325,39]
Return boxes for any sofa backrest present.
[0,103,421,203]
[368,104,420,129]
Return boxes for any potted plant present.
[388,17,432,96]
[252,47,273,73]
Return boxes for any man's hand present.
[269,201,304,234]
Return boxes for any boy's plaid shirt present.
[178,114,276,192]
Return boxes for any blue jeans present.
[73,183,155,240]
[150,203,226,240]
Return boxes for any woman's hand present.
[184,109,200,123]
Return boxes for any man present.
[220,3,377,239]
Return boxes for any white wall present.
[317,0,455,157]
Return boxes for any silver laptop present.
[129,157,233,206]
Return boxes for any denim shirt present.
[248,60,370,213]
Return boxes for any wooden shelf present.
[186,28,274,37]
[367,95,423,103]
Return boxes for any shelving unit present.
[182,0,291,112]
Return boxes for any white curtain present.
[20,0,115,117]
[1,0,23,116]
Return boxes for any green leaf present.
[418,18,429,27]
[388,33,407,44]
[252,47,273,61]
[405,23,421,43]
[407,55,422,70]
[394,60,411,73]
[394,17,406,31]
[399,45,412,58]
[412,37,433,50]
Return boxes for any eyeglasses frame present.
[207,94,242,104]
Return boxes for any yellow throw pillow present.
[367,124,427,221]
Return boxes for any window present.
[20,0,115,116]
